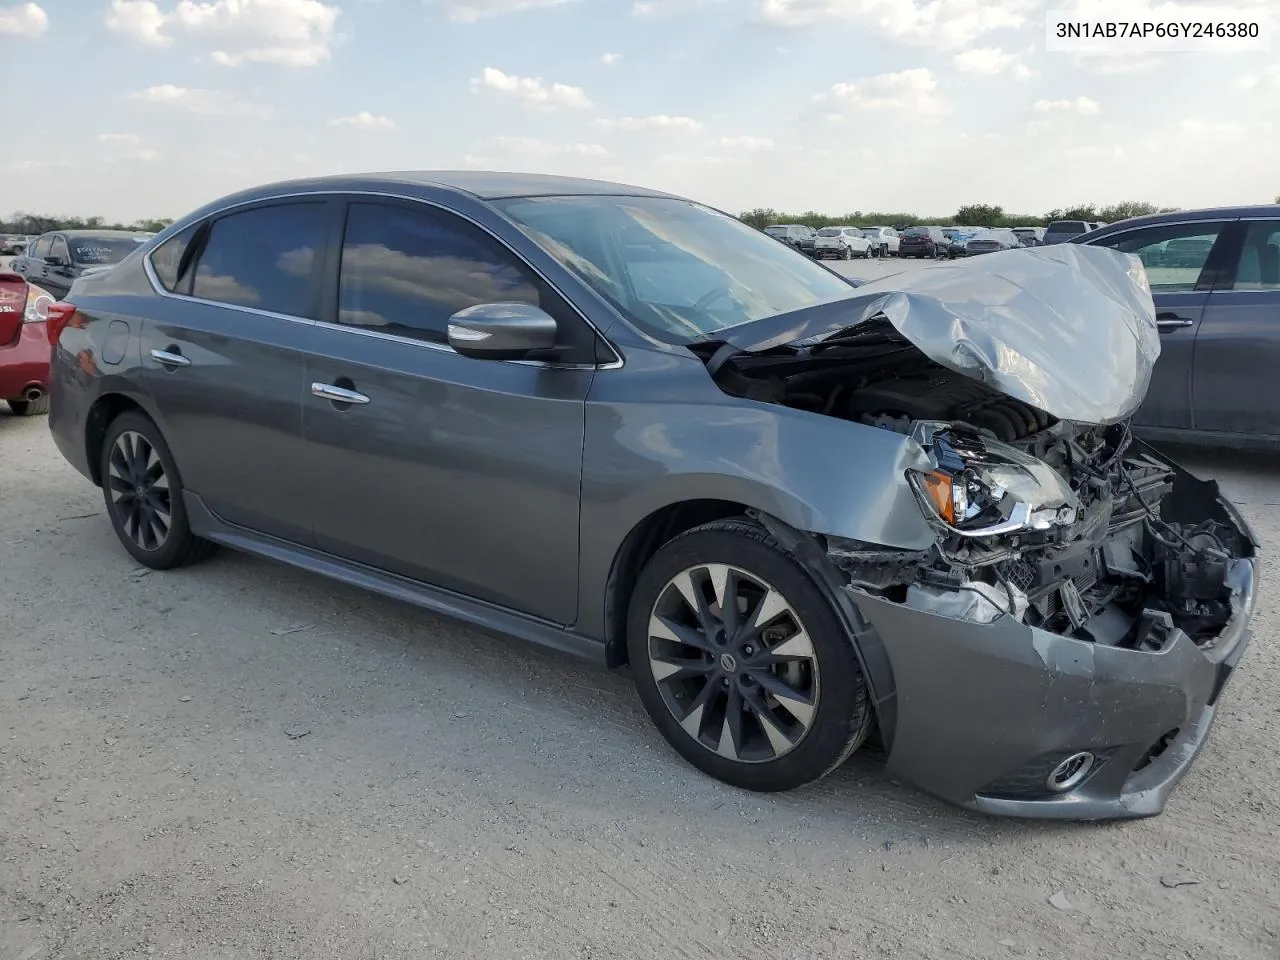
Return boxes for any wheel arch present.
[84,391,153,486]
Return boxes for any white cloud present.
[471,66,593,109]
[1033,96,1100,115]
[952,46,1032,78]
[327,111,395,129]
[1239,65,1280,88]
[106,0,339,67]
[632,0,716,15]
[0,2,48,36]
[437,0,573,22]
[716,135,775,150]
[757,0,1034,49]
[595,115,703,132]
[818,68,946,117]
[600,51,620,66]
[128,84,272,118]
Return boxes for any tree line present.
[6,195,1278,237]
[736,200,1194,231]
[0,212,174,235]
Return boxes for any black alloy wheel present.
[627,518,871,791]
[100,411,216,569]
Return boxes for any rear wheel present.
[99,411,217,569]
[627,518,871,792]
[842,245,852,260]
[6,396,49,416]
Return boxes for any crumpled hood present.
[702,244,1161,425]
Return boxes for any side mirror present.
[447,302,558,361]
[44,255,65,267]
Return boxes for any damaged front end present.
[695,245,1260,818]
[832,418,1254,655]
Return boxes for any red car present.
[0,272,54,415]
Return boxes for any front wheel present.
[627,519,872,792]
[842,245,852,260]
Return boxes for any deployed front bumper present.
[849,555,1257,820]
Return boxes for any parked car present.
[861,226,899,258]
[1042,220,1092,245]
[0,272,54,415]
[898,226,948,259]
[964,228,1022,255]
[1071,205,1280,448]
[945,230,979,258]
[0,234,28,255]
[1012,227,1045,247]
[764,224,817,257]
[813,226,873,260]
[46,172,1259,819]
[10,229,154,298]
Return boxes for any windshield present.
[69,235,150,265]
[495,196,857,343]
[1045,221,1087,235]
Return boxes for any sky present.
[1,0,1277,222]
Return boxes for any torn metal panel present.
[700,244,1160,425]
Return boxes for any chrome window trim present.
[140,188,624,371]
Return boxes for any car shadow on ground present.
[77,515,1111,851]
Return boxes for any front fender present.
[576,348,938,641]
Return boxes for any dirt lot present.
[3,273,1280,959]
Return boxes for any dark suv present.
[10,230,153,298]
[1042,221,1092,245]
[898,226,947,259]
[764,224,816,256]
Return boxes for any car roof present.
[40,229,152,238]
[241,170,680,202]
[1077,205,1280,243]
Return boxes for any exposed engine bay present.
[696,319,1252,649]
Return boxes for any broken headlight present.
[908,423,1079,538]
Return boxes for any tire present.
[7,396,49,416]
[842,245,852,260]
[863,247,872,259]
[99,410,217,570]
[626,518,872,792]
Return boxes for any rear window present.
[816,228,841,237]
[69,236,149,265]
[902,227,928,236]
[1046,221,1088,235]
[764,226,787,236]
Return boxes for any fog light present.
[1045,751,1095,792]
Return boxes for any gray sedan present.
[1071,205,1280,448]
[46,173,1259,819]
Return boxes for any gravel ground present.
[3,255,1280,960]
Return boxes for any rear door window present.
[190,202,328,317]
[1227,220,1280,291]
[1091,222,1229,292]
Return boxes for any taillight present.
[47,302,78,346]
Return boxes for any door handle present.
[150,348,191,367]
[311,382,370,405]
[1156,313,1195,329]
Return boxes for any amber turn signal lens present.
[918,471,956,524]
